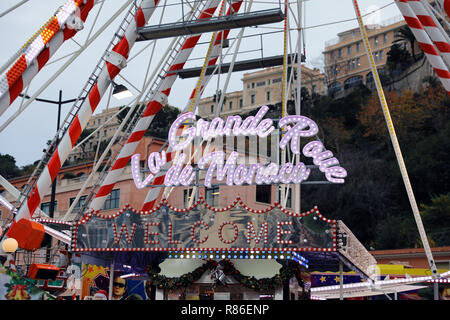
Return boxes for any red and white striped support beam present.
[13,0,160,224]
[395,0,450,94]
[141,0,244,212]
[89,0,223,212]
[407,0,450,65]
[444,0,450,17]
[0,0,95,118]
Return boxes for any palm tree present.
[393,26,418,60]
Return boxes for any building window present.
[347,58,361,71]
[251,82,255,88]
[98,119,101,125]
[103,189,120,210]
[250,94,255,105]
[383,33,388,43]
[266,91,271,102]
[210,105,214,114]
[41,201,58,215]
[328,81,342,94]
[347,45,352,55]
[239,99,243,108]
[69,195,87,213]
[206,186,219,207]
[356,42,360,52]
[374,50,384,63]
[229,101,233,110]
[374,36,378,46]
[330,51,334,60]
[256,185,271,204]
[272,77,282,83]
[344,75,363,90]
[183,188,194,208]
[256,81,265,87]
[337,48,342,58]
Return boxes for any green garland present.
[146,259,305,292]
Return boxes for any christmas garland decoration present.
[146,259,305,292]
[0,263,56,300]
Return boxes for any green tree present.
[117,104,180,139]
[0,154,22,178]
[394,26,417,60]
[420,194,450,246]
[386,43,412,75]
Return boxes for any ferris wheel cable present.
[116,73,142,94]
[0,0,30,18]
[72,105,130,150]
[142,0,247,210]
[0,1,133,134]
[175,27,247,205]
[63,14,185,222]
[137,1,207,100]
[354,0,439,279]
[166,0,230,206]
[62,97,146,221]
[88,0,225,212]
[0,0,96,118]
[63,6,203,220]
[13,0,160,223]
[84,0,106,43]
[137,0,169,90]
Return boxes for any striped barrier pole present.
[88,0,223,212]
[6,254,17,273]
[395,0,450,94]
[0,0,95,118]
[13,0,160,223]
[407,0,450,66]
[140,0,244,212]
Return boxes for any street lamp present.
[112,82,133,100]
[19,90,80,218]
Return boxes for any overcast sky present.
[0,0,401,167]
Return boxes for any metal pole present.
[339,259,343,300]
[352,0,439,288]
[49,90,62,220]
[294,0,302,215]
[108,258,115,300]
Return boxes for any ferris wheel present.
[0,0,309,226]
[0,0,448,297]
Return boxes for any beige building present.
[323,16,410,95]
[323,0,449,96]
[198,64,326,119]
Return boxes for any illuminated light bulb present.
[279,115,319,154]
[2,238,18,253]
[168,112,196,150]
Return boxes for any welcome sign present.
[71,198,337,252]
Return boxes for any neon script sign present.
[131,106,347,188]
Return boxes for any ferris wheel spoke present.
[0,0,30,19]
